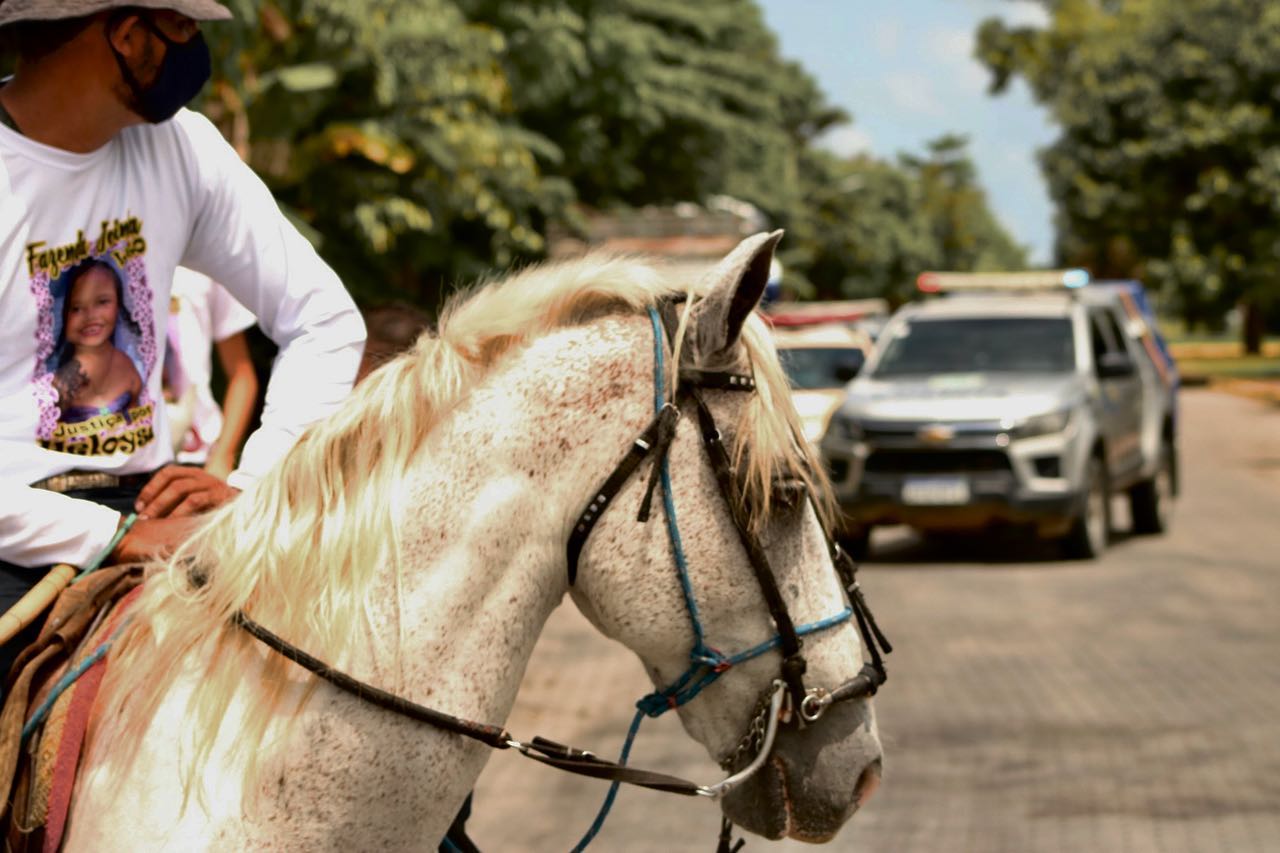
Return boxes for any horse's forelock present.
[728,317,838,534]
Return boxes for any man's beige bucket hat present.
[0,0,232,27]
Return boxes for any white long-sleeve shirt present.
[0,109,365,568]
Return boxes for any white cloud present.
[885,72,947,118]
[1001,1,1051,28]
[818,125,875,157]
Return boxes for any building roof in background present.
[548,198,767,268]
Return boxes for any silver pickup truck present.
[820,274,1179,559]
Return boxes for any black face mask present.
[109,15,212,124]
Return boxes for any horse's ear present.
[690,230,783,360]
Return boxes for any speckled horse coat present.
[63,233,882,850]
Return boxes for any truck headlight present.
[1012,410,1071,440]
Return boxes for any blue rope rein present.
[647,309,719,662]
[21,624,125,742]
[569,709,646,852]
[77,511,136,579]
[636,607,854,717]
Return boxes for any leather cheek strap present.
[566,410,667,585]
[686,391,808,710]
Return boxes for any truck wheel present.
[1063,456,1109,560]
[1130,442,1176,535]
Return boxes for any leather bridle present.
[567,301,890,746]
[232,299,892,849]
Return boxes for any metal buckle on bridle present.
[800,688,831,723]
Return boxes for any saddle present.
[0,565,145,853]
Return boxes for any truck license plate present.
[901,477,970,506]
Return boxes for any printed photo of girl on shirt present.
[32,245,158,457]
[48,258,144,424]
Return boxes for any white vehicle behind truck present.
[820,270,1179,560]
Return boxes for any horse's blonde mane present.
[96,251,832,799]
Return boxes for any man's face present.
[110,10,202,89]
[107,9,203,117]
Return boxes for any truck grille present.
[863,449,1013,474]
[862,421,1005,441]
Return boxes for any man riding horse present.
[0,0,365,671]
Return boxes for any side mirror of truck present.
[1096,351,1136,379]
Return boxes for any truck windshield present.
[872,317,1074,377]
[778,347,865,389]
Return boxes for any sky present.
[757,0,1058,263]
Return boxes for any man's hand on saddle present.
[135,464,240,519]
[111,515,200,564]
[110,465,240,563]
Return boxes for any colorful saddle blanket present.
[0,565,145,853]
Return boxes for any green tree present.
[459,0,833,218]
[901,134,1027,274]
[211,0,843,308]
[978,0,1280,349]
[787,150,932,304]
[1,3,1024,314]
[785,136,1025,305]
[204,0,571,308]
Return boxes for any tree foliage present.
[978,0,1280,344]
[787,136,1025,305]
[1,2,1024,311]
[458,1,1024,304]
[458,0,846,227]
[202,0,570,306]
[903,135,1027,275]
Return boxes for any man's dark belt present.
[30,471,151,493]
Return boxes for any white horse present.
[66,232,883,850]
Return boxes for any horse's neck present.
[64,319,659,850]
[385,317,654,727]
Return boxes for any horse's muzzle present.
[719,700,882,841]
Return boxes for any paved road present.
[470,389,1280,852]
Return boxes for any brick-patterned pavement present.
[470,389,1280,852]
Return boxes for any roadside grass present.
[1167,336,1280,383]
[1169,341,1280,360]
[1160,318,1280,347]
[1128,320,1280,396]
[1175,356,1280,381]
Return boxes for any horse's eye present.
[770,477,808,510]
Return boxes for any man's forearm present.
[0,483,122,569]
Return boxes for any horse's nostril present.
[854,758,882,808]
